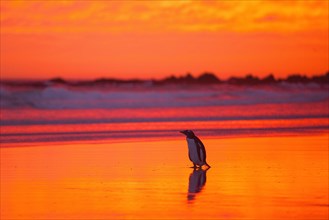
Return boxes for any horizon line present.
[1,71,329,82]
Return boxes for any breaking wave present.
[1,83,328,110]
[1,83,328,145]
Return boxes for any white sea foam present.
[1,83,328,144]
[1,84,328,109]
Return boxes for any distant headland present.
[1,72,328,88]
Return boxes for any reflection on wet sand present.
[187,168,209,203]
[1,136,328,219]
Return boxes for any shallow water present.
[1,101,328,145]
[1,83,328,145]
[1,135,328,219]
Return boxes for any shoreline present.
[1,130,328,148]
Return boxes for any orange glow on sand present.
[1,135,328,219]
[1,1,328,79]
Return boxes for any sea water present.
[0,82,328,145]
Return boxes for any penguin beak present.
[179,130,186,135]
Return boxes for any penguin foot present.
[200,164,211,170]
[205,163,211,168]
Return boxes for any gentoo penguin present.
[180,130,210,168]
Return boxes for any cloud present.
[1,1,328,34]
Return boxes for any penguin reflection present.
[187,168,208,202]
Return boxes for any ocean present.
[1,81,328,145]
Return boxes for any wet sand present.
[1,135,328,219]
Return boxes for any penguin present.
[180,130,210,168]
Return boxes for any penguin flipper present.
[195,136,207,162]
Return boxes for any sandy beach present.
[1,134,328,219]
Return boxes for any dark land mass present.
[1,72,328,88]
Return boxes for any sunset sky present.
[1,0,328,80]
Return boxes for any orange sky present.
[1,1,328,80]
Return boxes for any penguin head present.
[180,130,195,138]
